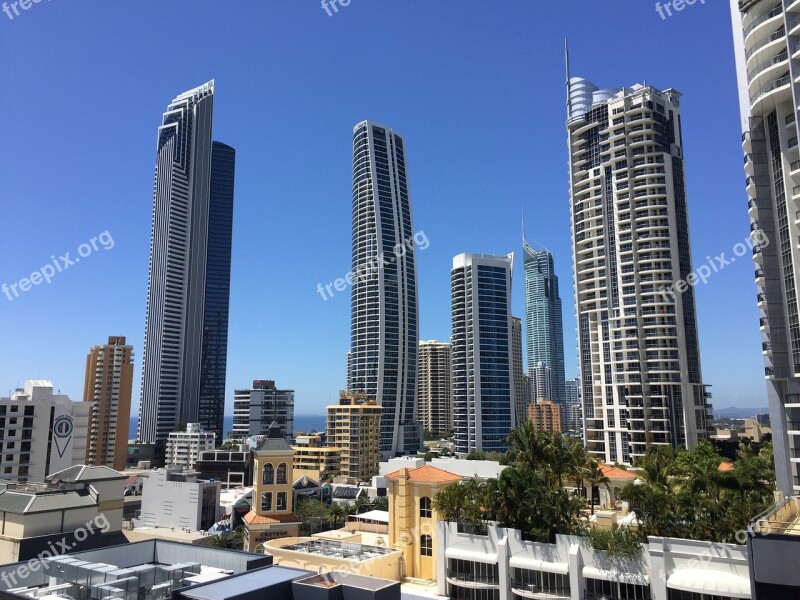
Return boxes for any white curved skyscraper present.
[349,120,421,458]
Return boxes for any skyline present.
[0,2,766,417]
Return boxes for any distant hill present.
[712,406,768,419]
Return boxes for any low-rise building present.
[749,496,800,599]
[135,469,221,532]
[0,380,91,483]
[165,423,216,471]
[0,465,127,564]
[291,435,340,481]
[194,447,252,489]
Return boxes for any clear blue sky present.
[0,0,765,418]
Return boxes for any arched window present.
[262,463,274,485]
[420,496,432,518]
[420,534,432,557]
[277,462,288,485]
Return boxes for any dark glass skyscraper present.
[523,241,566,406]
[139,81,235,444]
[349,120,421,458]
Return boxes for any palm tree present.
[329,503,350,529]
[583,460,610,515]
[505,422,549,471]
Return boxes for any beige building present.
[83,336,133,471]
[291,435,340,481]
[417,341,452,435]
[385,464,462,581]
[243,422,300,550]
[326,392,382,482]
[527,399,562,433]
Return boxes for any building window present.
[420,496,432,518]
[261,492,272,511]
[420,534,432,557]
[277,491,287,511]
[277,462,287,485]
[262,462,274,485]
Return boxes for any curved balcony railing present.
[510,579,570,597]
[446,570,499,585]
[746,27,785,60]
[744,3,782,39]
[751,74,791,104]
[748,50,788,80]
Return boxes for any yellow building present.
[527,399,563,432]
[326,392,382,482]
[243,422,301,551]
[385,465,462,581]
[292,435,341,481]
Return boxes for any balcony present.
[510,579,569,599]
[750,74,791,106]
[446,570,498,586]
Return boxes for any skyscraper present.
[83,336,134,471]
[731,1,800,495]
[567,73,711,465]
[511,317,527,425]
[349,120,420,458]
[532,361,552,401]
[523,242,566,407]
[139,81,235,445]
[418,340,453,435]
[232,380,295,442]
[451,253,516,455]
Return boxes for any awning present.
[509,555,569,575]
[350,510,389,523]
[446,545,498,564]
[583,565,649,586]
[667,569,751,599]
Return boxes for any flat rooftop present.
[280,539,396,562]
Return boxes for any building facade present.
[730,0,800,496]
[0,381,91,483]
[417,341,453,435]
[532,362,553,403]
[232,380,294,442]
[194,448,252,489]
[326,392,382,482]
[135,469,221,532]
[138,81,236,445]
[83,336,133,471]
[349,120,421,458]
[567,75,711,465]
[291,435,340,482]
[511,317,527,426]
[451,253,517,455]
[564,378,583,438]
[165,423,216,471]
[523,242,566,407]
[244,423,301,550]
[527,400,563,433]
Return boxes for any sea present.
[128,414,327,439]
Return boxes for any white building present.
[567,74,711,465]
[437,522,751,600]
[232,380,294,441]
[135,469,221,532]
[730,0,800,497]
[165,423,215,471]
[0,380,91,483]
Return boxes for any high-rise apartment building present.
[232,380,294,442]
[349,120,421,458]
[567,73,711,464]
[451,253,516,455]
[0,381,91,483]
[731,0,800,495]
[532,362,553,402]
[565,377,581,405]
[83,336,134,471]
[138,81,235,445]
[523,242,566,407]
[527,400,563,433]
[511,317,527,426]
[417,341,453,435]
[326,391,382,482]
[564,377,583,438]
[165,423,216,471]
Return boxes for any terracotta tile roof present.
[242,510,300,526]
[385,465,462,483]
[599,464,637,480]
[718,461,735,472]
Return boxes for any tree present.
[296,499,331,534]
[583,460,610,515]
[329,503,350,529]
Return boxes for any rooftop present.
[599,464,637,480]
[49,465,127,482]
[385,464,462,484]
[277,538,396,562]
